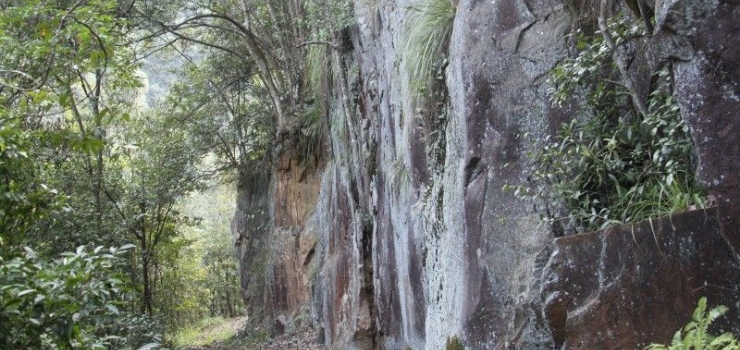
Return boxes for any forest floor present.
[179,316,322,350]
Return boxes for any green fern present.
[645,297,740,350]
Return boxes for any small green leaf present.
[105,304,120,315]
[119,244,136,251]
[23,247,37,258]
[17,289,36,297]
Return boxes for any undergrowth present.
[168,316,243,348]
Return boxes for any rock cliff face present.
[233,152,323,334]
[234,0,740,348]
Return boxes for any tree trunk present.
[141,251,153,314]
[139,193,153,314]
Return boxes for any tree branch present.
[296,41,338,49]
[598,0,649,118]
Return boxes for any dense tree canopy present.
[1,0,355,346]
[0,0,262,347]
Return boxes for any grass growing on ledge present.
[403,0,456,95]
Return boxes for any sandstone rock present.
[541,208,740,349]
[233,171,271,324]
[234,151,323,332]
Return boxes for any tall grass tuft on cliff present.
[445,336,466,350]
[403,0,456,96]
[300,43,330,160]
[305,43,331,103]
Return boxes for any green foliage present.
[514,14,704,234]
[151,182,243,334]
[1,1,237,345]
[0,0,139,251]
[403,0,454,190]
[163,54,273,172]
[172,324,268,350]
[645,297,740,350]
[299,0,354,159]
[297,104,327,165]
[446,336,465,350]
[305,44,332,104]
[0,244,161,349]
[0,115,65,248]
[549,15,644,107]
[303,43,331,154]
[304,0,354,30]
[109,313,166,350]
[403,0,456,95]
[136,0,353,145]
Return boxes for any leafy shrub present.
[0,115,67,248]
[108,313,166,349]
[513,15,704,234]
[0,244,162,349]
[645,297,739,350]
